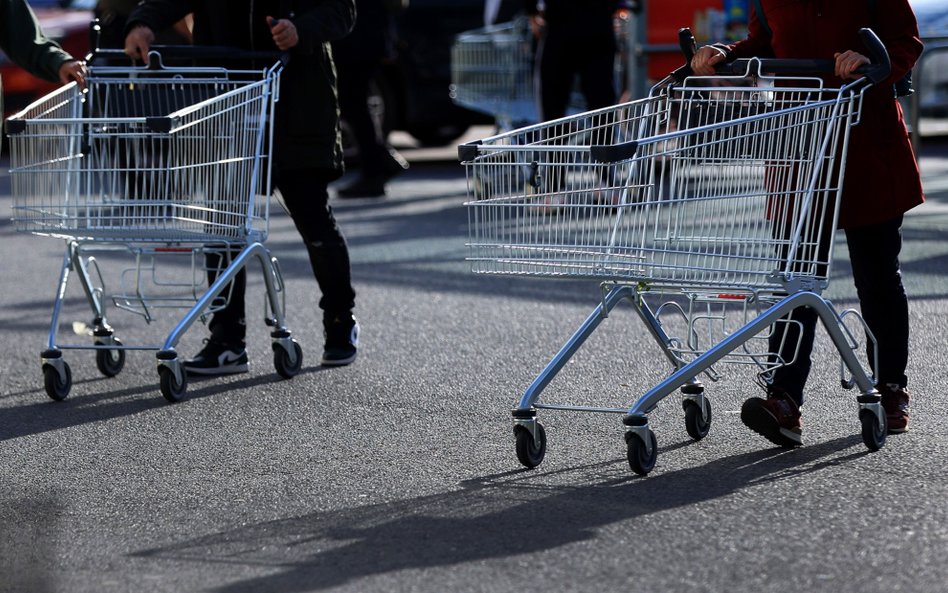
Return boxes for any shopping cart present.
[6,47,301,403]
[459,29,894,475]
[450,17,596,131]
[450,17,540,131]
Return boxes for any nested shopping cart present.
[7,47,302,403]
[459,29,895,475]
[450,17,538,131]
[450,17,590,131]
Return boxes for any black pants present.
[769,216,909,405]
[336,59,389,179]
[536,31,616,122]
[207,168,356,346]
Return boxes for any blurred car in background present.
[912,0,948,121]
[0,0,94,119]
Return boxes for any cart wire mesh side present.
[6,52,303,403]
[9,65,275,243]
[450,17,538,131]
[460,54,890,474]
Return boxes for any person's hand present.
[267,17,298,50]
[124,24,156,64]
[833,50,870,80]
[691,45,727,75]
[527,13,545,39]
[58,59,87,90]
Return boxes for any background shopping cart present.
[459,29,894,475]
[6,47,301,403]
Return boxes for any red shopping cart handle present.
[671,27,890,86]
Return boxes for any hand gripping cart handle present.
[460,29,893,475]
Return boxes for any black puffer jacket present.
[127,0,356,172]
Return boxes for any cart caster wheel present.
[43,362,72,401]
[860,409,887,451]
[514,422,546,469]
[159,366,188,403]
[95,341,125,377]
[626,429,658,476]
[273,340,303,379]
[683,399,712,441]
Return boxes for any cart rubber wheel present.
[273,341,303,379]
[159,366,188,403]
[95,343,125,378]
[43,362,72,401]
[626,429,658,476]
[683,399,712,441]
[514,423,546,469]
[860,408,887,451]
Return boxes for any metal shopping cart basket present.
[451,17,597,132]
[459,29,894,475]
[6,47,301,403]
[451,17,539,131]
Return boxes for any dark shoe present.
[741,388,802,448]
[337,176,386,198]
[183,340,248,375]
[322,313,359,366]
[879,384,910,434]
[384,148,409,179]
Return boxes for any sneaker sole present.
[741,400,802,448]
[184,364,249,376]
[320,353,357,367]
[887,422,909,434]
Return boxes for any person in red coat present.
[691,0,924,446]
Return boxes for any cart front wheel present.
[273,341,303,379]
[514,423,546,469]
[860,409,887,451]
[626,429,658,476]
[159,366,188,403]
[95,342,125,377]
[683,399,712,441]
[43,362,72,401]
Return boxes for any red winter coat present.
[725,0,925,229]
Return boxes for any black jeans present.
[769,216,909,405]
[536,31,616,122]
[206,168,356,346]
[336,58,389,179]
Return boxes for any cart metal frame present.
[460,30,894,474]
[7,49,301,402]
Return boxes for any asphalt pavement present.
[1,128,948,593]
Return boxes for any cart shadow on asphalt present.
[129,434,868,593]
[0,368,327,442]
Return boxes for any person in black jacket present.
[125,0,361,373]
[1,0,86,91]
[523,0,619,122]
[332,0,408,199]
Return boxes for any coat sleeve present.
[0,0,74,83]
[872,0,923,87]
[126,0,195,37]
[722,2,774,60]
[291,0,356,55]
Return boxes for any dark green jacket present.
[1,0,73,82]
[128,0,356,173]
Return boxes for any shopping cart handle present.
[673,27,890,84]
[89,46,289,67]
[590,141,638,164]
